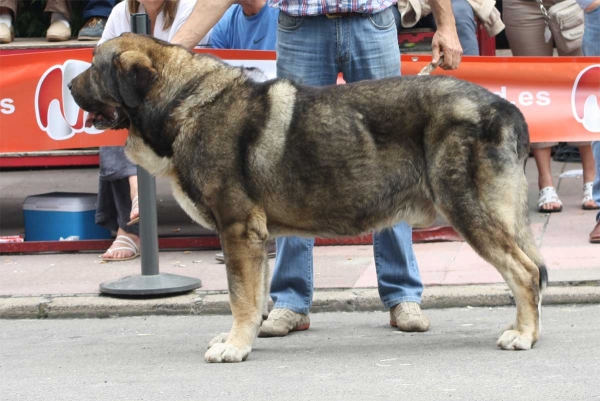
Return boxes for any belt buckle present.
[325,13,342,18]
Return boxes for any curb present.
[1,284,599,319]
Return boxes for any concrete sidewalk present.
[1,158,599,318]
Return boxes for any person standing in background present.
[577,0,600,242]
[95,0,209,261]
[503,0,599,214]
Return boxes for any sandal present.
[582,182,600,210]
[127,195,140,226]
[102,235,140,262]
[538,186,563,213]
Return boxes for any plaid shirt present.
[268,0,397,16]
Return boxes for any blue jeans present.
[583,6,600,56]
[83,0,116,20]
[452,0,479,56]
[272,8,424,314]
[583,6,600,222]
[392,0,479,56]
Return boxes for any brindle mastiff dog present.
[70,33,548,363]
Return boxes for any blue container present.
[23,192,111,241]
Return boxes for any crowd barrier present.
[1,49,599,154]
[1,48,598,255]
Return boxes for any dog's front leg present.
[205,217,268,363]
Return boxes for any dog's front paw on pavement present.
[496,329,534,350]
[205,342,250,363]
[207,332,229,348]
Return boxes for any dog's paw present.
[503,322,516,331]
[205,342,251,363]
[496,329,534,350]
[207,332,229,348]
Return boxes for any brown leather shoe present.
[77,17,106,40]
[590,221,600,244]
[0,23,14,44]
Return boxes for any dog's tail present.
[515,220,548,295]
[512,113,548,293]
[514,105,532,165]
[513,185,547,336]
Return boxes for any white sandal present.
[582,182,600,210]
[127,196,140,226]
[538,186,562,213]
[102,235,140,262]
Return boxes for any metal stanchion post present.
[99,13,201,296]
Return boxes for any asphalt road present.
[2,305,599,401]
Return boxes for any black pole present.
[99,14,201,296]
[130,12,150,35]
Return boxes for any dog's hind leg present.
[204,208,269,363]
[433,165,543,350]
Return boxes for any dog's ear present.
[113,50,157,108]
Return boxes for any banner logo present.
[571,64,600,133]
[35,60,103,140]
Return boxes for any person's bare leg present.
[579,145,599,209]
[128,175,139,221]
[533,147,561,211]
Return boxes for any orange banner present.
[1,49,598,153]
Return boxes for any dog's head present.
[69,33,166,130]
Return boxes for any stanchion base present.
[99,273,201,296]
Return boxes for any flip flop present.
[102,235,140,262]
[127,196,140,226]
[582,182,600,210]
[538,186,562,213]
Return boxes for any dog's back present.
[244,75,530,234]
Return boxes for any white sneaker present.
[0,23,14,44]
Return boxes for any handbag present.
[536,0,584,54]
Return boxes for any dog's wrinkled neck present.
[127,103,175,159]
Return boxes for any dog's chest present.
[170,180,216,231]
[125,135,173,177]
[125,134,216,230]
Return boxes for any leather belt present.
[325,12,363,18]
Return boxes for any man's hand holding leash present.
[430,0,464,70]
